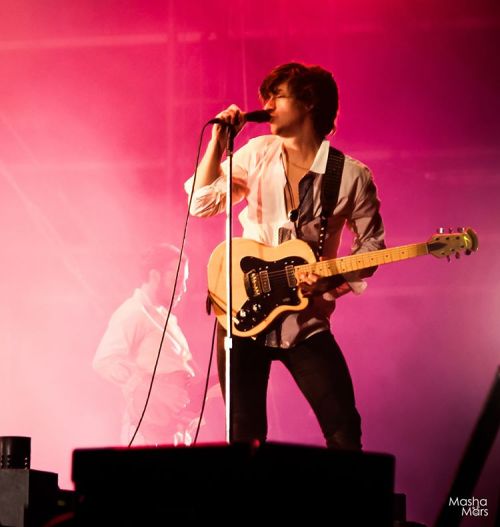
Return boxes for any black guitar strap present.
[316,146,345,258]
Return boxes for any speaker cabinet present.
[72,442,395,526]
[0,469,58,527]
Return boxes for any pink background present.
[0,1,498,525]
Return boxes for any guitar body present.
[207,228,478,338]
[207,238,316,337]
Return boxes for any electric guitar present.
[207,228,478,337]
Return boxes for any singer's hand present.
[297,272,346,298]
[211,104,245,145]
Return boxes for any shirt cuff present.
[321,274,367,300]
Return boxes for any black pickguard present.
[234,254,308,332]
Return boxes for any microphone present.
[208,109,271,125]
[243,110,272,123]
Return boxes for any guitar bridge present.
[244,270,263,297]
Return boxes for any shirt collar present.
[135,287,178,324]
[310,140,331,174]
[279,139,331,175]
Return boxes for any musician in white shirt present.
[93,243,197,446]
[186,62,385,449]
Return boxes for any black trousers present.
[217,325,362,450]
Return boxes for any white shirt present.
[185,135,385,347]
[93,288,193,393]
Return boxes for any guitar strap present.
[316,146,345,258]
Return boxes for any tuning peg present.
[455,252,461,259]
[446,255,451,262]
[448,227,453,233]
[457,227,464,232]
[437,227,445,234]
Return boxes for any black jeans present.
[217,325,362,450]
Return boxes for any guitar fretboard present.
[296,242,429,277]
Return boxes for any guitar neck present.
[298,242,430,277]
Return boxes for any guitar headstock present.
[427,227,479,259]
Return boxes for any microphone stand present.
[224,124,236,444]
[207,111,270,443]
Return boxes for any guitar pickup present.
[259,270,271,293]
[285,265,297,287]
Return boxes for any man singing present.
[186,62,385,449]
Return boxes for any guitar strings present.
[250,246,417,283]
[240,239,464,292]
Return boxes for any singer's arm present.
[192,133,225,192]
[186,105,249,217]
[193,104,245,192]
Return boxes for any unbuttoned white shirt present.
[185,135,385,347]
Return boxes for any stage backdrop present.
[0,1,498,525]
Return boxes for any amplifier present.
[72,442,395,525]
[0,469,58,527]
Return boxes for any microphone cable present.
[127,121,216,447]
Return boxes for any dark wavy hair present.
[259,62,339,138]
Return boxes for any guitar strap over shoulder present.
[316,146,345,258]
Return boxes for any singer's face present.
[263,82,309,137]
